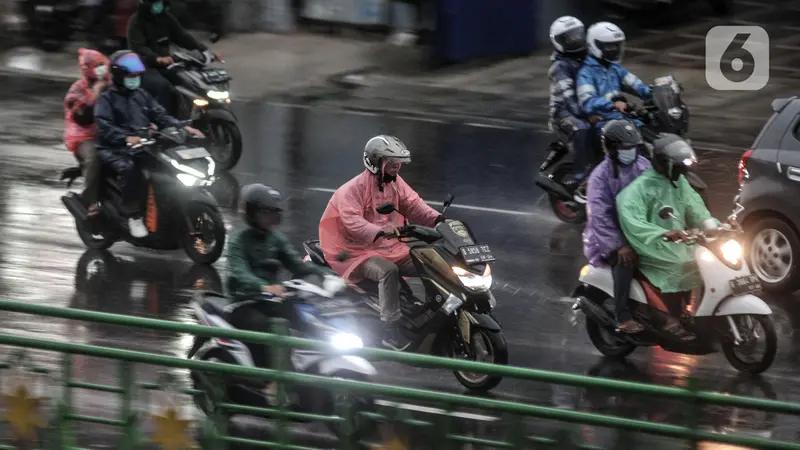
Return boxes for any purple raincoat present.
[583,156,651,266]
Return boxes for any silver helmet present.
[363,135,411,174]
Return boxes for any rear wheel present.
[548,164,586,224]
[76,220,117,250]
[183,203,226,264]
[205,118,242,171]
[586,319,636,358]
[746,217,800,294]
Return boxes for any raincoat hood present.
[78,48,110,83]
[318,170,441,282]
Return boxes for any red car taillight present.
[738,149,753,185]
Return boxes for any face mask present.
[123,76,141,90]
[617,148,637,165]
[151,1,164,14]
[93,64,107,79]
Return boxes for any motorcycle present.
[572,204,777,374]
[166,44,242,171]
[60,127,227,264]
[536,74,708,224]
[187,275,376,439]
[18,0,132,53]
[302,194,509,392]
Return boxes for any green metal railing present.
[0,298,798,449]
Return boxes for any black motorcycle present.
[536,74,708,224]
[166,46,242,171]
[303,195,508,392]
[60,127,226,264]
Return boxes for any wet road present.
[0,100,798,447]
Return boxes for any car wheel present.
[746,217,800,294]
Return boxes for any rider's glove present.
[434,214,446,225]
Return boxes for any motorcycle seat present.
[199,292,238,321]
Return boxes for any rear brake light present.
[738,149,753,184]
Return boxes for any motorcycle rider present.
[226,183,333,405]
[318,135,445,351]
[64,48,110,218]
[616,134,713,341]
[94,50,204,238]
[547,16,594,197]
[583,120,650,334]
[576,22,651,128]
[127,0,215,114]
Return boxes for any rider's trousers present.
[354,256,416,322]
[553,115,592,179]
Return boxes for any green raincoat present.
[616,168,713,293]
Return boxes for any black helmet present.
[239,183,285,229]
[109,50,145,88]
[651,133,697,185]
[601,120,642,160]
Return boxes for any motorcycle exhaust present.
[575,296,617,329]
[535,173,573,201]
[61,192,88,222]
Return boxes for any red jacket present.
[63,48,110,153]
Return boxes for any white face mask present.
[617,147,637,165]
[93,65,107,78]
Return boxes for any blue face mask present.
[123,76,141,90]
[617,148,637,165]
[151,1,164,14]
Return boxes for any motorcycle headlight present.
[207,90,229,101]
[452,265,492,291]
[330,332,363,350]
[176,173,199,186]
[720,239,742,266]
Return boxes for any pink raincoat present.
[319,170,441,282]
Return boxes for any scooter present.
[536,74,708,224]
[60,127,226,264]
[187,274,376,439]
[303,195,509,392]
[572,204,777,374]
[166,44,242,171]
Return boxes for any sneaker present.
[573,183,588,204]
[381,326,412,352]
[128,218,148,238]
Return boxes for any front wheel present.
[183,203,226,264]
[721,315,777,374]
[76,220,117,250]
[324,372,376,442]
[451,329,508,392]
[205,118,242,171]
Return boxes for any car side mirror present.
[376,202,396,215]
[658,206,675,220]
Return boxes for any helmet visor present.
[597,40,625,62]
[384,156,411,166]
[557,27,586,53]
[117,53,145,74]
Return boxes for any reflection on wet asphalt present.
[0,102,797,447]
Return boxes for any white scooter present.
[573,205,777,374]
[187,271,376,439]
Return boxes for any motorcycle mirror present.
[658,206,675,220]
[442,193,455,213]
[375,202,396,215]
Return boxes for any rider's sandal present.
[617,320,645,334]
[663,319,696,341]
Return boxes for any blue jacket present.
[548,53,584,122]
[94,86,182,152]
[576,56,651,121]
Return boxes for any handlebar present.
[662,223,738,243]
[374,224,440,243]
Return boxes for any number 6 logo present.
[705,26,769,91]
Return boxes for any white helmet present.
[549,16,586,55]
[586,22,626,63]
[363,135,411,174]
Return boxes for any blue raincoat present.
[583,155,651,266]
[576,56,651,124]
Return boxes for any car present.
[733,96,800,294]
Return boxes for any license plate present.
[730,274,761,296]
[176,147,210,160]
[459,244,496,264]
